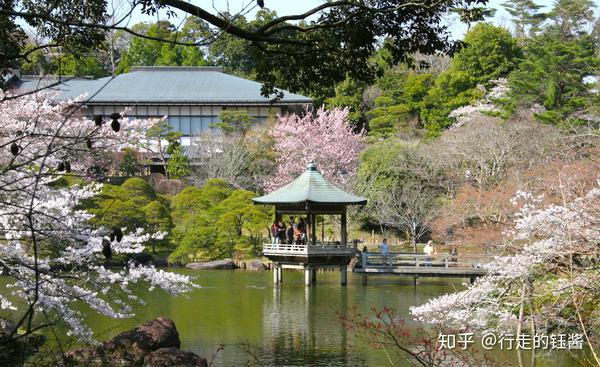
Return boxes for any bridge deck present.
[353,266,487,277]
[354,252,491,279]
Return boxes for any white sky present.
[122,0,600,40]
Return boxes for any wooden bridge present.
[353,252,492,285]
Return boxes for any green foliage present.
[211,110,257,135]
[508,0,599,126]
[367,70,435,137]
[421,23,522,134]
[167,147,190,179]
[367,102,410,138]
[326,22,522,138]
[326,77,367,127]
[53,53,108,78]
[353,139,445,242]
[200,179,234,206]
[354,140,405,195]
[116,19,209,73]
[502,0,547,39]
[452,23,523,85]
[86,177,265,260]
[87,178,160,231]
[171,179,233,227]
[47,175,85,189]
[3,0,107,87]
[19,44,54,75]
[214,190,271,259]
[119,178,157,206]
[421,72,485,135]
[169,183,271,263]
[119,148,140,177]
[147,119,182,152]
[92,198,147,231]
[142,200,173,253]
[170,186,205,226]
[207,11,277,79]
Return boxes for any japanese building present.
[11,66,312,145]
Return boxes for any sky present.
[123,0,600,40]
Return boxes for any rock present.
[186,259,238,270]
[245,259,267,271]
[66,346,104,364]
[67,317,181,365]
[126,252,154,265]
[349,256,360,270]
[149,172,167,187]
[155,178,186,195]
[103,317,180,363]
[144,347,207,367]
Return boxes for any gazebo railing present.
[263,241,357,256]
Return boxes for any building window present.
[180,116,191,135]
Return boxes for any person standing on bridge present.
[423,241,435,267]
[379,238,390,267]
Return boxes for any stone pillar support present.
[340,266,347,286]
[304,267,311,287]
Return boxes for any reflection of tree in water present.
[254,285,366,366]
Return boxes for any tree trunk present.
[158,139,169,179]
[411,224,417,253]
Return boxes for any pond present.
[1,269,582,366]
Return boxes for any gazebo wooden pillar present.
[253,161,367,287]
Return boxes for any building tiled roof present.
[12,66,312,105]
[252,162,367,206]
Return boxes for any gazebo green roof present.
[252,162,367,206]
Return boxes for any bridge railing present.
[360,252,492,269]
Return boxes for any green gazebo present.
[252,161,367,286]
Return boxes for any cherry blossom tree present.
[411,184,600,364]
[266,107,365,191]
[0,90,194,349]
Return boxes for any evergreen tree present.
[211,110,257,136]
[119,148,140,177]
[116,19,208,73]
[509,0,599,125]
[421,23,522,134]
[502,0,547,39]
[326,77,367,129]
[142,200,173,253]
[167,147,190,179]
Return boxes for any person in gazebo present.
[277,221,287,244]
[286,222,295,245]
[271,221,279,244]
[298,217,306,233]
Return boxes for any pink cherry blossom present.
[266,106,365,191]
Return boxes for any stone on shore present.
[66,317,206,366]
[245,259,267,271]
[144,347,208,367]
[102,316,180,362]
[185,258,237,270]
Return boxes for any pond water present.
[1,269,582,366]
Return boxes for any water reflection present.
[0,270,581,366]
[258,278,361,366]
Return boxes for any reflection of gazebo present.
[252,161,367,286]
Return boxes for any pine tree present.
[508,0,599,125]
[502,0,547,40]
[167,146,190,179]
